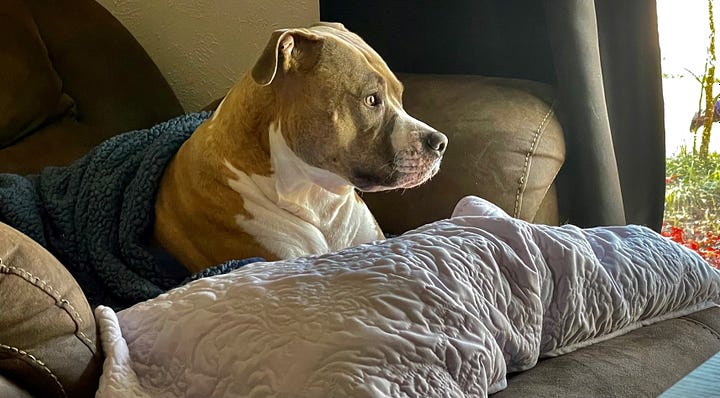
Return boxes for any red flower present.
[685,240,700,251]
[662,223,720,270]
[662,225,686,243]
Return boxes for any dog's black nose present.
[424,131,448,154]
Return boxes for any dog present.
[154,22,447,272]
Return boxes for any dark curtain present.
[320,0,666,231]
[545,0,665,230]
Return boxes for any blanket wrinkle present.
[0,113,262,309]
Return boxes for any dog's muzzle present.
[350,125,448,192]
[387,129,448,190]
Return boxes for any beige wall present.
[96,0,319,111]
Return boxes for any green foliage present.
[665,150,720,231]
[689,0,717,158]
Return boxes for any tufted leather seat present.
[0,222,101,398]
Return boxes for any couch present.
[0,1,718,397]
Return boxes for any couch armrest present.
[362,73,566,234]
[0,222,101,398]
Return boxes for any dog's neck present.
[173,73,360,231]
[194,75,275,175]
[225,121,355,228]
[268,122,352,196]
[215,109,378,260]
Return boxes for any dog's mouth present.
[351,150,443,192]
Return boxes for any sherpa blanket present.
[95,196,720,398]
[0,113,261,309]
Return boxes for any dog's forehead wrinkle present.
[324,34,395,80]
[313,39,400,105]
[340,45,402,100]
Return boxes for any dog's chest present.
[224,162,380,259]
[214,123,384,259]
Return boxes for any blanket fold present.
[0,113,261,309]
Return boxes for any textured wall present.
[96,0,319,111]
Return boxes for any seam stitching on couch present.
[513,101,556,218]
[679,315,720,342]
[0,343,67,398]
[0,262,95,352]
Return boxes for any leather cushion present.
[0,222,101,398]
[362,74,566,234]
[0,116,107,175]
[0,0,184,175]
[0,0,74,148]
[0,374,33,398]
[491,306,720,397]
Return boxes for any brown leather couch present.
[0,1,718,397]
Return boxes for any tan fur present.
[154,76,278,270]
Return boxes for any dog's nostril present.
[425,132,448,153]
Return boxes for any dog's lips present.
[353,152,443,192]
[350,172,394,192]
[391,156,442,189]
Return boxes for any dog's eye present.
[364,94,381,107]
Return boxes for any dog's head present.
[251,22,447,192]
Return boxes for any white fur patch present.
[224,123,383,259]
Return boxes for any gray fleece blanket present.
[0,113,261,309]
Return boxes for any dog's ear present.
[252,29,324,86]
[311,21,349,32]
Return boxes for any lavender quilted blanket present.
[95,196,720,397]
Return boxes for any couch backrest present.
[0,0,184,174]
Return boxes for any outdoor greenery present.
[700,0,716,158]
[663,150,720,268]
[665,150,720,229]
[662,0,720,268]
[689,0,718,158]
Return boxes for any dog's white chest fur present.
[224,123,382,259]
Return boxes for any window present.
[658,0,720,268]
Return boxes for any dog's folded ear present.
[252,29,324,86]
[311,21,349,32]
